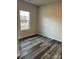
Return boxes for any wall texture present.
[38,1,62,41]
[17,0,62,41]
[17,0,38,39]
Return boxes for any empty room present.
[17,0,62,59]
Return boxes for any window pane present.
[20,10,30,30]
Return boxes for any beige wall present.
[17,0,62,41]
[17,0,38,39]
[38,1,62,41]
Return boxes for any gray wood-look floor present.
[19,36,62,59]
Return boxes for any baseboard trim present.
[19,34,39,40]
[38,34,62,43]
[19,34,62,43]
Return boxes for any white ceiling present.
[23,0,61,6]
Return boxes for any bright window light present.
[20,10,30,30]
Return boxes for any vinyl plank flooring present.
[19,36,62,59]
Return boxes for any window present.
[20,10,30,30]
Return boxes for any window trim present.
[19,10,30,31]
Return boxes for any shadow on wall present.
[39,1,62,41]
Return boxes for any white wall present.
[38,1,62,41]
